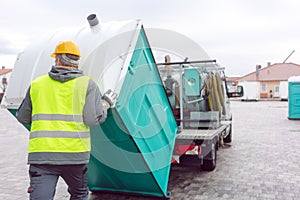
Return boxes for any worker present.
[16,40,117,200]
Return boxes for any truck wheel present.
[201,143,217,171]
[223,124,232,143]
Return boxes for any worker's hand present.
[102,89,118,109]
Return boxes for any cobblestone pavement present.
[1,101,300,200]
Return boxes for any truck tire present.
[201,143,217,171]
[223,124,232,143]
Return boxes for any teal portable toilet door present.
[87,26,178,198]
[288,76,300,119]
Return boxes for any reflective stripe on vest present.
[29,75,91,155]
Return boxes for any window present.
[274,85,279,93]
[261,83,266,92]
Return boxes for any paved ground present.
[1,101,300,200]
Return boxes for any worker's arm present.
[16,87,32,125]
[83,80,107,126]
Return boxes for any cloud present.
[0,37,22,55]
[1,0,300,75]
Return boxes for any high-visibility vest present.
[28,74,91,164]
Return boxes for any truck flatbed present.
[176,121,231,140]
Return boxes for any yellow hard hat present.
[51,40,81,58]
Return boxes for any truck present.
[1,14,242,198]
[237,80,260,101]
[156,58,239,171]
[145,29,242,171]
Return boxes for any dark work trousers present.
[28,164,89,200]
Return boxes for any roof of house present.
[226,76,240,82]
[237,63,300,81]
[0,68,12,76]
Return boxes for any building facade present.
[236,63,300,99]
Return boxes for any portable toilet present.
[1,14,177,198]
[288,76,300,119]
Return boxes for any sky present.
[1,0,300,76]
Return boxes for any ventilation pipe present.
[255,65,261,76]
[87,14,101,32]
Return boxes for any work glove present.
[102,89,118,109]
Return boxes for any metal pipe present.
[175,82,180,108]
[165,55,172,77]
[283,50,295,63]
[179,63,184,128]
[87,14,99,27]
[157,59,217,66]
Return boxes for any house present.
[0,66,12,102]
[236,63,300,99]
